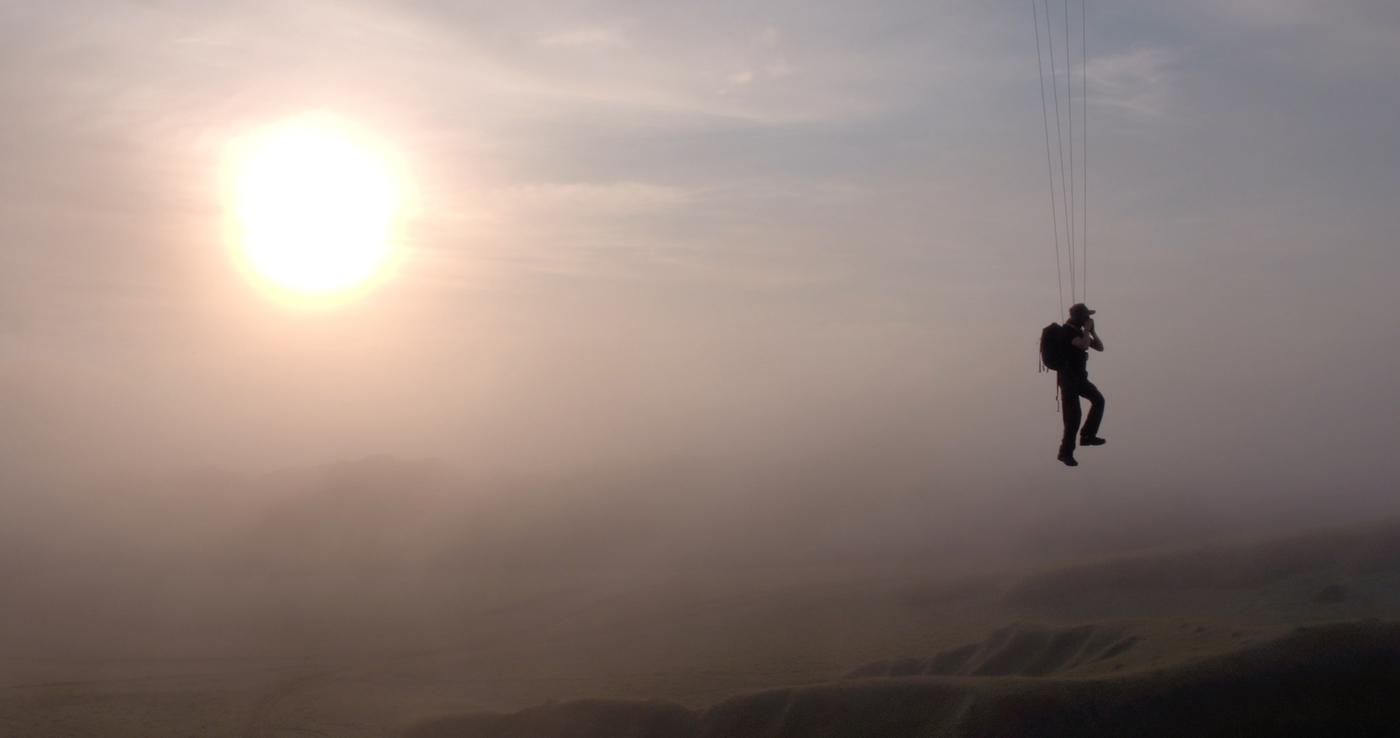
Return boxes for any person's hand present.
[1084,317,1096,332]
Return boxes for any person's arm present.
[1085,318,1104,352]
[1070,322,1091,350]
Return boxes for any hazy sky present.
[3,1,1398,523]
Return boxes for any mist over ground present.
[3,446,1394,668]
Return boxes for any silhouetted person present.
[1057,303,1105,467]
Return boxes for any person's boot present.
[1080,436,1107,446]
[1057,450,1078,466]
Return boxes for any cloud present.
[719,26,798,96]
[1200,0,1400,70]
[765,58,795,80]
[537,25,627,49]
[485,182,692,219]
[1086,47,1174,117]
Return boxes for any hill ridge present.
[409,620,1400,738]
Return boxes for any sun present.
[225,115,404,301]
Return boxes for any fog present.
[3,0,1400,695]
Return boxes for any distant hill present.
[410,620,1400,738]
[1002,517,1400,621]
[845,621,1140,678]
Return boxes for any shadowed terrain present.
[844,622,1141,678]
[411,621,1400,738]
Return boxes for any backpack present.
[1039,323,1066,372]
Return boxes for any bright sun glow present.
[226,115,402,300]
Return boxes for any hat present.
[1069,303,1096,317]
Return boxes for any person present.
[1057,303,1105,467]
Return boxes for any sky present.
[2,1,1399,539]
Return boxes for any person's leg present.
[1079,380,1105,441]
[1060,379,1082,456]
